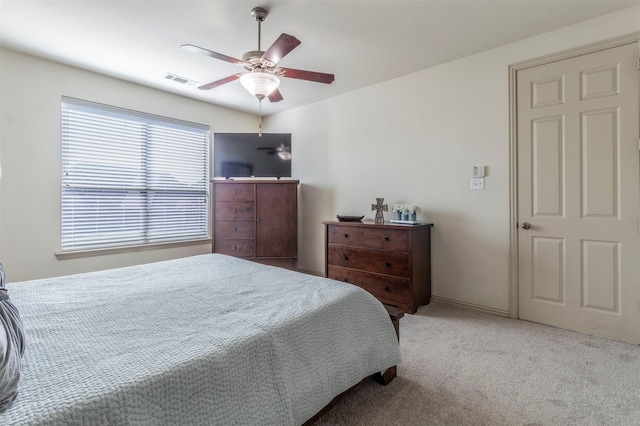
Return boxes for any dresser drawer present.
[327,225,409,252]
[215,183,254,202]
[215,202,254,220]
[215,221,254,239]
[328,266,411,304]
[214,239,254,257]
[327,246,410,277]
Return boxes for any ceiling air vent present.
[164,73,198,86]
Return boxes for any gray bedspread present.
[0,254,400,425]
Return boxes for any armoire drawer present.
[327,246,410,277]
[327,225,409,252]
[214,184,254,202]
[214,202,254,220]
[328,266,411,304]
[214,239,254,257]
[214,221,254,239]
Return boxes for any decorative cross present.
[371,198,388,224]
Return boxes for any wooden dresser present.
[324,221,433,314]
[213,180,298,270]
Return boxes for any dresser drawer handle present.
[232,246,237,251]
[232,189,237,194]
[232,227,237,232]
[383,262,391,267]
[342,233,349,238]
[342,255,349,261]
[383,286,390,291]
[383,237,389,241]
[232,208,237,212]
[342,278,349,283]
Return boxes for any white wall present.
[0,48,257,281]
[266,7,640,313]
[1,6,638,307]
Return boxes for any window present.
[61,97,210,252]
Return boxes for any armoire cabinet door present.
[255,183,297,258]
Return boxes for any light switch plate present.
[471,177,485,190]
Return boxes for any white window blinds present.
[61,97,210,251]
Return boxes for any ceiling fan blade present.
[268,88,284,103]
[276,67,335,84]
[181,44,245,66]
[261,34,301,67]
[198,73,244,90]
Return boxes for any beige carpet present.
[315,301,640,425]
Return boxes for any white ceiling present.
[1,0,638,116]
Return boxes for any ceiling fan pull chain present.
[258,98,263,137]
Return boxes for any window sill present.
[55,238,212,260]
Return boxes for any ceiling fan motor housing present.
[242,50,267,70]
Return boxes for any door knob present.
[521,222,531,230]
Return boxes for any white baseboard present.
[430,295,511,318]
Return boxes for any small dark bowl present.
[336,215,364,222]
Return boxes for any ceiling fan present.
[181,6,335,104]
[257,143,292,160]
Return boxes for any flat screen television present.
[213,133,292,178]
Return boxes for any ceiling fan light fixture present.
[240,71,280,99]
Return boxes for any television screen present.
[213,133,292,178]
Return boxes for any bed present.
[0,253,400,425]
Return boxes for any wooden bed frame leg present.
[374,366,396,385]
[375,304,404,385]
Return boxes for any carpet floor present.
[315,301,640,425]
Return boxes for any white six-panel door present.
[517,42,640,344]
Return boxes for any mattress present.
[0,254,400,425]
